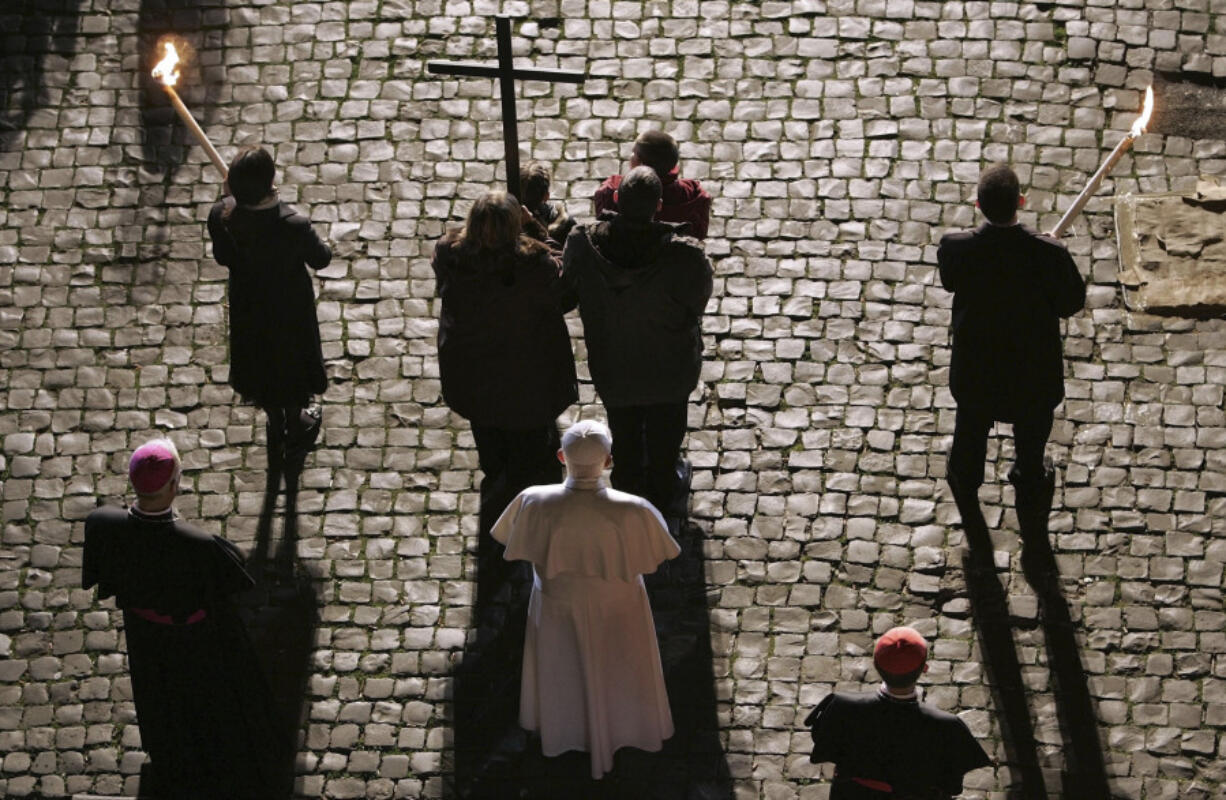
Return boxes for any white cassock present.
[491,474,681,778]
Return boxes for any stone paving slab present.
[2,1,1226,798]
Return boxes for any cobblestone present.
[2,0,1226,798]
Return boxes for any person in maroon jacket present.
[593,130,712,240]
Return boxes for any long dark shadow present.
[235,433,322,797]
[961,547,1048,800]
[251,422,285,574]
[447,465,541,798]
[638,517,734,800]
[1017,492,1113,799]
[237,567,318,795]
[0,0,84,148]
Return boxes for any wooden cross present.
[427,16,585,200]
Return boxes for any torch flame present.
[152,42,180,88]
[1130,85,1154,137]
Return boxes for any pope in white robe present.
[492,419,681,779]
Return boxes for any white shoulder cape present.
[491,481,680,581]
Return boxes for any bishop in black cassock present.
[82,439,281,798]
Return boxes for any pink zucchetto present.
[128,438,181,496]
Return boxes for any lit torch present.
[1050,86,1154,238]
[151,42,228,178]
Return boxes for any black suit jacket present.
[807,691,991,799]
[938,223,1085,421]
[559,213,713,407]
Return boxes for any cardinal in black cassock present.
[806,627,991,800]
[82,439,281,798]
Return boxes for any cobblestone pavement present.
[3,1,1226,798]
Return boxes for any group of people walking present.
[435,130,717,782]
[434,129,715,536]
[79,123,1091,798]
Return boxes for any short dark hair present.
[520,161,551,208]
[633,130,680,175]
[617,166,662,221]
[977,163,1020,224]
[880,665,924,689]
[228,146,276,206]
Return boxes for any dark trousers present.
[457,425,559,793]
[470,424,561,533]
[606,402,689,516]
[263,406,301,463]
[262,405,321,466]
[467,424,559,697]
[948,405,1053,491]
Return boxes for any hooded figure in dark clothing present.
[207,147,331,421]
[806,627,991,800]
[937,164,1086,553]
[82,439,282,799]
[593,130,712,240]
[562,166,713,521]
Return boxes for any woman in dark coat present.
[433,191,577,524]
[435,191,577,794]
[206,147,331,562]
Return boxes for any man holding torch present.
[937,88,1152,555]
[937,164,1086,557]
[207,147,332,567]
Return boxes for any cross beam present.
[427,16,585,200]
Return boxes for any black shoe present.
[1013,460,1056,540]
[663,458,693,519]
[286,405,322,462]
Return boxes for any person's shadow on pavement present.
[447,456,545,799]
[960,471,1112,800]
[236,408,323,796]
[0,0,84,147]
